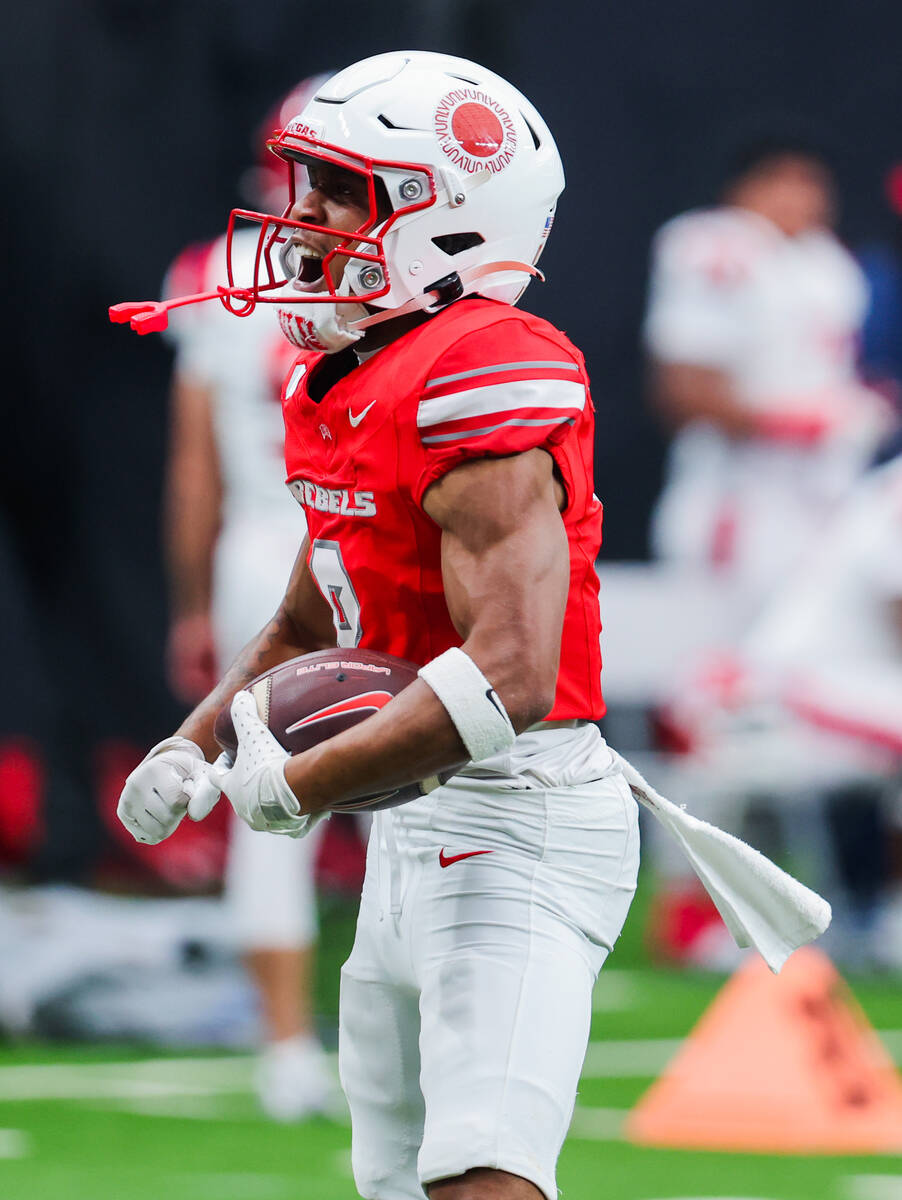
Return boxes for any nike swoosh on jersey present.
[284,690,393,735]
[438,848,494,868]
[348,400,377,427]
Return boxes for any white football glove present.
[117,736,209,844]
[211,691,316,838]
[186,754,230,822]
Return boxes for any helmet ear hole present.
[522,114,541,150]
[431,232,485,256]
[373,176,394,221]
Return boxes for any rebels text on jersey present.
[282,298,605,720]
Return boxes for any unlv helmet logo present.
[434,88,517,175]
[284,116,325,141]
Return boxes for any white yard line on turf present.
[845,1177,902,1200]
[333,1149,355,1178]
[581,1037,684,1077]
[109,1095,243,1119]
[0,1032,899,1105]
[567,1106,629,1140]
[581,1029,902,1078]
[879,1031,902,1057]
[0,1055,256,1101]
[0,1129,30,1158]
[591,970,642,1012]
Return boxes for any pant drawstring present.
[384,813,403,930]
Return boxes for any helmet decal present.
[284,115,325,142]
[434,88,517,175]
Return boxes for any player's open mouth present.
[280,241,325,290]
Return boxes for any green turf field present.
[1,888,900,1200]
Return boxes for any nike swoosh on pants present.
[438,848,494,868]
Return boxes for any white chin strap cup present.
[278,303,366,353]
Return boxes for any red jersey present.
[281,297,605,720]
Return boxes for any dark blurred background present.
[2,0,902,878]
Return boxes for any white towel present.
[613,752,832,974]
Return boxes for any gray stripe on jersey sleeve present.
[421,417,576,444]
[425,360,580,388]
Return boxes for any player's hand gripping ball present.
[197,649,447,832]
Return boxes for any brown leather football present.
[213,648,431,811]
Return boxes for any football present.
[214,647,432,811]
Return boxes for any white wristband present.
[418,647,516,763]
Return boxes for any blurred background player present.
[857,162,902,424]
[638,130,898,966]
[163,75,334,1121]
[651,445,902,968]
[644,130,894,626]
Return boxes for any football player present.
[115,53,826,1200]
[652,447,902,967]
[120,51,636,1200]
[644,132,894,622]
[162,75,334,1122]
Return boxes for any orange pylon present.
[626,948,902,1153]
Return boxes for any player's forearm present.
[176,607,322,759]
[652,361,758,438]
[166,527,217,618]
[164,457,220,617]
[284,628,558,815]
[284,676,469,814]
[164,374,222,617]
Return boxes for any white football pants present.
[338,723,640,1200]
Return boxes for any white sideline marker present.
[567,1106,628,1140]
[592,969,641,1012]
[846,1176,902,1200]
[580,1029,902,1079]
[581,1036,683,1077]
[0,1128,30,1158]
[333,1149,355,1178]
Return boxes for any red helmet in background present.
[241,73,333,212]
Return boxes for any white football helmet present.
[111,51,564,346]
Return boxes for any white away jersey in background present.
[164,229,301,532]
[644,207,889,606]
[743,455,902,750]
[645,206,869,403]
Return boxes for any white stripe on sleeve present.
[417,377,586,430]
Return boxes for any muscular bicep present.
[422,448,569,727]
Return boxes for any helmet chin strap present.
[277,261,542,354]
[277,302,369,353]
